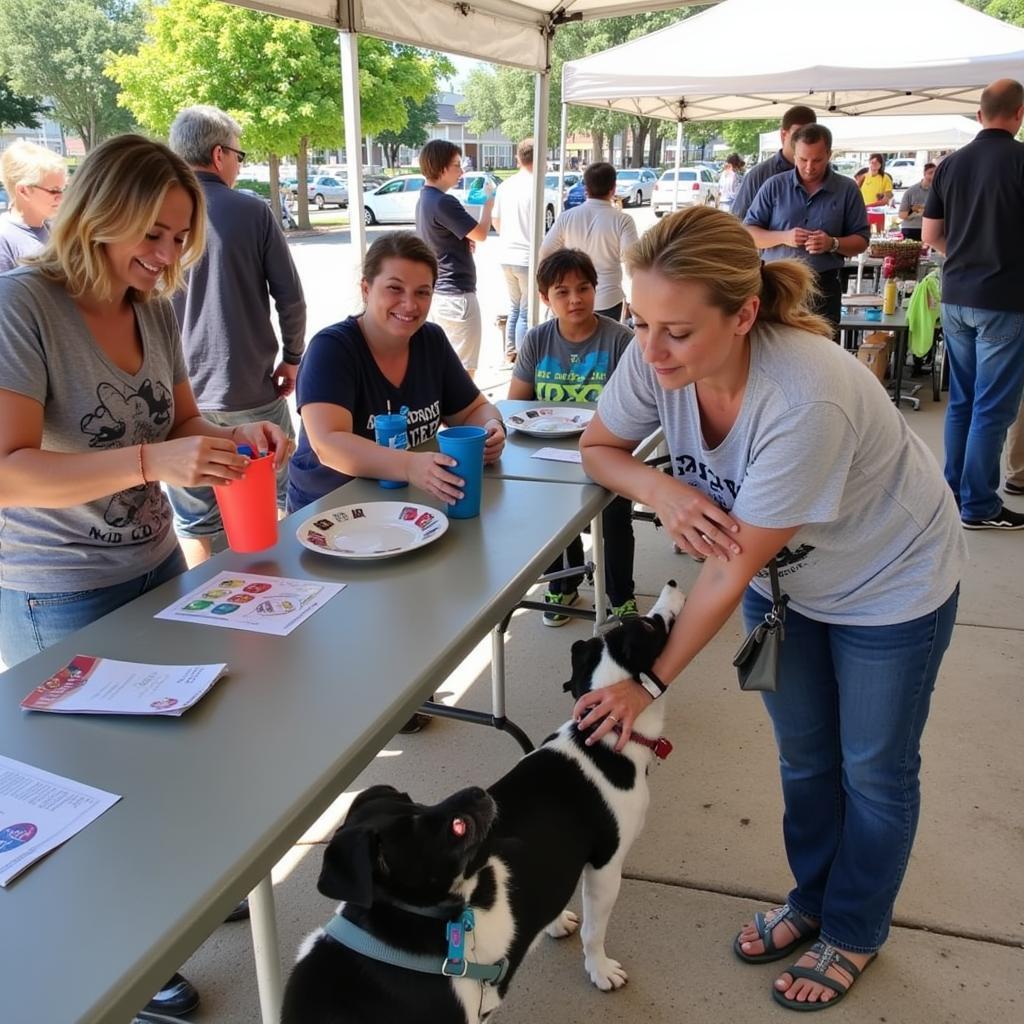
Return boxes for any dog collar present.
[611,723,673,760]
[324,909,510,985]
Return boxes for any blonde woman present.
[0,139,67,272]
[0,137,288,1014]
[574,207,965,1012]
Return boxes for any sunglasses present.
[220,144,246,163]
[30,185,65,196]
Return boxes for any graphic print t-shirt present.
[513,315,633,403]
[0,268,186,591]
[597,322,966,625]
[288,316,479,509]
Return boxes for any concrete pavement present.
[171,387,1024,1023]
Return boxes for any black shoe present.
[225,897,249,923]
[143,974,199,1016]
[962,505,1024,530]
[1005,481,1024,496]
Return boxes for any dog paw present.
[586,955,628,991]
[545,910,580,939]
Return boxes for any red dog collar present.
[611,723,673,760]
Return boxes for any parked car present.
[651,167,720,216]
[614,168,658,206]
[565,180,587,209]
[0,186,8,211]
[307,175,348,209]
[363,172,559,231]
[885,158,922,189]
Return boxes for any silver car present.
[614,168,658,207]
[307,175,348,209]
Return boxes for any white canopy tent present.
[562,0,1024,121]
[759,115,983,158]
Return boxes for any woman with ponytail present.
[574,206,965,1012]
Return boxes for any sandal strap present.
[754,904,814,953]
[788,941,863,994]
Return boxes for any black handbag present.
[732,560,789,692]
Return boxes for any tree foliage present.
[0,0,143,151]
[378,94,439,167]
[0,75,46,130]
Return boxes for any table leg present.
[249,874,282,1024]
[490,625,507,720]
[591,513,606,634]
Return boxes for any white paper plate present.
[296,502,449,560]
[506,407,594,438]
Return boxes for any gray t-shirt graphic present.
[598,322,965,625]
[0,267,187,591]
[513,315,633,403]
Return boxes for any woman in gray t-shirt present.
[573,207,964,1012]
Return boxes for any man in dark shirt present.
[923,78,1024,530]
[168,105,306,567]
[745,124,869,335]
[415,139,494,379]
[730,105,817,221]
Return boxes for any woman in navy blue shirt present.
[288,232,505,511]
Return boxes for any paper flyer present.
[0,755,120,887]
[21,655,228,717]
[531,446,583,464]
[155,572,346,637]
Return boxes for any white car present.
[652,167,720,216]
[307,175,348,209]
[614,168,658,207]
[362,172,558,230]
[884,158,922,189]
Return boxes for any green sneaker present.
[610,597,639,619]
[543,590,580,627]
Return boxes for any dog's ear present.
[615,616,668,670]
[347,784,410,818]
[564,637,603,698]
[318,825,378,904]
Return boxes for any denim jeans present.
[742,584,958,954]
[0,548,188,668]
[502,265,529,355]
[941,303,1024,520]
[546,496,635,607]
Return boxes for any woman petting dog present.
[573,206,966,1012]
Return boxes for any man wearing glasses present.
[167,105,306,569]
[0,140,67,272]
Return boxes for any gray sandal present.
[772,940,874,1012]
[733,903,820,964]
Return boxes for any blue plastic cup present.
[436,425,486,519]
[373,412,409,489]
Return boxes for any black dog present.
[281,581,685,1024]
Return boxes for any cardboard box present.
[856,331,891,384]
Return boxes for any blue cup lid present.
[237,444,255,457]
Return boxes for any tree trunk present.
[632,119,648,169]
[268,153,280,221]
[296,137,311,231]
[591,130,604,164]
[648,133,663,169]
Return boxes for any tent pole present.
[339,30,366,258]
[528,70,550,328]
[557,102,568,215]
[672,120,683,211]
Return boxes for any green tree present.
[0,0,142,151]
[377,94,438,168]
[0,76,45,130]
[109,0,440,227]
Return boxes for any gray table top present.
[0,474,604,1024]
[839,308,909,331]
[493,400,662,486]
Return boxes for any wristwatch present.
[634,670,667,700]
[829,235,841,254]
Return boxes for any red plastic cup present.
[213,447,278,552]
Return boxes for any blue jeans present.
[941,304,1024,520]
[0,548,187,668]
[742,585,958,954]
[502,265,529,354]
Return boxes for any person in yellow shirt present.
[859,153,894,207]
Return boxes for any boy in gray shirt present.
[509,249,637,624]
[897,163,935,241]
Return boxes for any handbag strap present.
[764,559,789,626]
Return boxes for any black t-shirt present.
[924,129,1024,312]
[415,185,478,294]
[287,316,480,509]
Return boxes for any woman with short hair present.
[574,206,964,1012]
[0,139,67,272]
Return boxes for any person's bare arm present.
[746,224,809,250]
[507,377,535,400]
[922,217,946,254]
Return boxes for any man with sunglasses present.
[167,105,306,569]
[0,140,67,272]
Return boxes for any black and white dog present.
[281,581,685,1024]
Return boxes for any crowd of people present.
[0,76,1021,1017]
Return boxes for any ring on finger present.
[608,714,619,723]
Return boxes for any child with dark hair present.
[508,248,638,625]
